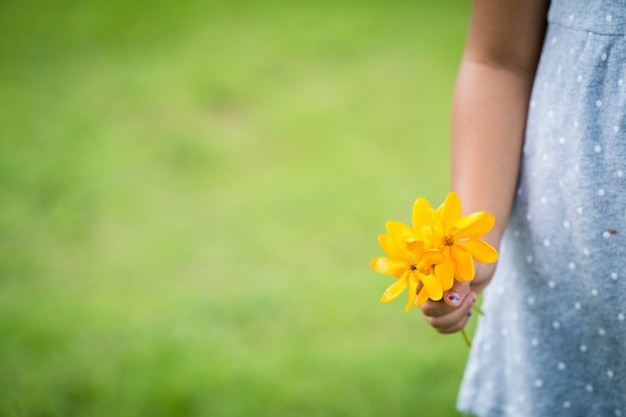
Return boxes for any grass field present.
[0,1,473,416]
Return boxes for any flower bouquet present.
[370,192,498,344]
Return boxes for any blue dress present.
[457,1,626,416]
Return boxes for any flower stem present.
[461,329,472,347]
[461,305,484,347]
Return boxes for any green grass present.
[0,1,473,415]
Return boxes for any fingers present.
[420,291,478,334]
[442,280,472,307]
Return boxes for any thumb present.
[443,280,472,307]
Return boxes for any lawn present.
[0,1,472,416]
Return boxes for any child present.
[419,1,626,416]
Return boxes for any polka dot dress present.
[457,2,626,416]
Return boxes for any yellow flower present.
[370,207,451,312]
[370,192,498,311]
[430,192,499,282]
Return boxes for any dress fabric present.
[457,1,626,416]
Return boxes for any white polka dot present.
[558,362,566,371]
[486,381,493,390]
[604,231,612,238]
[618,313,625,321]
[577,74,584,82]
[620,79,624,86]
[527,296,535,306]
[611,272,619,280]
[531,338,539,347]
[617,170,624,177]
[526,212,532,221]
[591,288,598,296]
[598,189,606,196]
[580,344,587,352]
[535,379,544,388]
[483,343,492,351]
[607,14,613,22]
[614,125,620,133]
[564,220,571,228]
[596,100,603,107]
[586,384,594,392]
[601,53,608,61]
[577,207,583,215]
[583,248,590,256]
[599,328,606,336]
[616,410,622,417]
[548,110,554,118]
[501,327,508,336]
[569,14,574,21]
[595,145,602,152]
[553,321,561,329]
[575,302,582,310]
[607,370,614,378]
[569,262,576,270]
[540,196,548,204]
[574,120,579,128]
[543,239,551,247]
[527,255,534,264]
[559,136,566,144]
[564,401,571,409]
[548,280,556,288]
[518,394,525,402]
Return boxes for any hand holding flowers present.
[370,192,499,344]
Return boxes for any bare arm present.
[421,0,550,333]
[452,0,550,250]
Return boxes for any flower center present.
[444,235,454,247]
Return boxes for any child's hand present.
[419,262,496,334]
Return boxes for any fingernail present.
[466,311,472,318]
[471,297,477,305]
[448,294,460,302]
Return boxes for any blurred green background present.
[0,0,472,416]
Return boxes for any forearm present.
[451,60,536,249]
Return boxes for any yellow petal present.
[435,258,455,291]
[419,272,443,301]
[451,245,475,281]
[437,192,462,230]
[386,221,415,253]
[380,270,409,302]
[379,234,409,261]
[456,238,499,263]
[405,273,419,312]
[451,212,495,239]
[412,197,433,232]
[415,286,430,306]
[406,238,425,256]
[370,257,408,276]
[417,249,445,271]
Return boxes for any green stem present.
[460,305,484,347]
[461,329,472,347]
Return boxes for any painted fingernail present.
[466,311,473,318]
[448,294,460,302]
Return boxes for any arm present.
[421,0,550,333]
